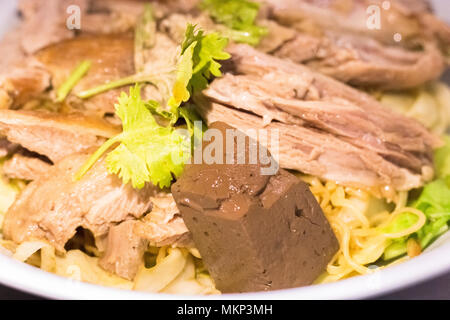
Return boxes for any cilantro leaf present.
[200,0,268,45]
[56,60,91,102]
[74,85,190,189]
[168,39,196,114]
[435,135,450,179]
[168,24,230,120]
[75,25,228,189]
[134,4,157,72]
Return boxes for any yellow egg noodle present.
[0,83,448,294]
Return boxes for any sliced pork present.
[100,193,191,280]
[262,0,431,45]
[250,0,448,89]
[0,109,120,163]
[35,34,135,115]
[3,151,156,252]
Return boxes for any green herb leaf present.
[56,60,91,102]
[200,0,268,45]
[74,85,190,189]
[383,137,450,260]
[382,212,419,235]
[383,177,450,260]
[168,24,230,121]
[413,177,450,248]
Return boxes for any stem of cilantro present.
[77,69,174,99]
[56,60,91,102]
[73,133,124,181]
[77,75,152,99]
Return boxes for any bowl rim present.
[0,240,449,300]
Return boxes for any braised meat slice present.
[0,67,51,109]
[197,46,440,192]
[3,151,156,251]
[262,0,433,45]
[203,73,433,173]
[226,44,440,152]
[274,32,445,90]
[35,34,135,114]
[0,109,119,163]
[99,220,148,280]
[3,153,51,181]
[252,0,447,89]
[100,193,191,280]
[134,193,190,247]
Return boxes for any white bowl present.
[0,0,449,300]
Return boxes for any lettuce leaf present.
[382,212,419,235]
[435,135,450,179]
[384,176,450,260]
[413,177,450,248]
[200,0,268,45]
[134,4,157,72]
[56,60,91,102]
[383,136,450,260]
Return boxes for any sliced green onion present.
[77,74,162,99]
[56,60,91,102]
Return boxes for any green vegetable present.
[135,4,156,72]
[74,85,190,189]
[383,177,450,260]
[56,60,91,102]
[168,25,230,119]
[77,5,162,99]
[75,25,229,189]
[200,0,268,45]
[435,135,450,179]
[383,137,450,260]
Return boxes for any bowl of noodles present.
[0,0,450,299]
